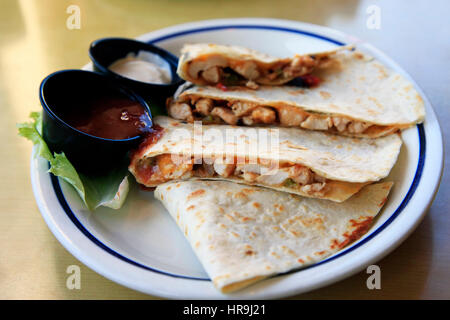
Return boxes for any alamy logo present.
[366,5,382,30]
[66,5,81,30]
[66,265,81,290]
[366,264,381,289]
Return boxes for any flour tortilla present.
[172,50,425,138]
[154,180,393,293]
[177,43,348,85]
[129,116,402,202]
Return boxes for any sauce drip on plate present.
[59,95,151,140]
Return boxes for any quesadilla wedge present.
[169,50,425,138]
[155,180,393,293]
[129,116,402,202]
[177,43,350,87]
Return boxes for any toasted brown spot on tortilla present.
[241,188,257,194]
[271,252,280,258]
[225,214,235,222]
[378,197,388,207]
[416,93,423,103]
[353,52,364,59]
[320,91,331,99]
[368,96,384,109]
[234,191,249,200]
[187,189,206,200]
[288,89,305,95]
[330,239,339,250]
[337,216,374,249]
[282,246,297,256]
[252,202,261,209]
[187,205,195,211]
[289,230,302,237]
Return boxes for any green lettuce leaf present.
[17,111,130,211]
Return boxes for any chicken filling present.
[185,54,331,86]
[167,97,386,135]
[135,154,331,196]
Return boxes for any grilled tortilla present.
[155,180,393,293]
[129,116,402,202]
[177,43,349,86]
[169,50,425,138]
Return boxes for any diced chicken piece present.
[195,98,214,116]
[211,107,239,125]
[213,160,236,177]
[283,55,317,77]
[188,55,228,79]
[288,165,313,185]
[155,154,193,180]
[242,116,254,126]
[236,163,263,175]
[332,116,351,132]
[265,71,280,81]
[313,173,327,183]
[256,169,290,186]
[242,171,259,182]
[201,66,221,83]
[292,55,317,68]
[167,102,194,122]
[347,121,371,134]
[233,61,260,80]
[251,107,277,124]
[231,101,257,116]
[301,182,328,195]
[245,80,259,89]
[278,106,308,127]
[195,163,215,177]
[300,115,332,130]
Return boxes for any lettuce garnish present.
[17,112,130,210]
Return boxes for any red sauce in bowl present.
[59,95,151,140]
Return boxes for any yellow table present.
[2,0,449,299]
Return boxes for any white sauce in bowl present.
[109,51,172,84]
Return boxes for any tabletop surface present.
[1,0,449,300]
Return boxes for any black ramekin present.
[89,37,184,114]
[39,69,153,175]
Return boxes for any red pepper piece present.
[216,83,228,91]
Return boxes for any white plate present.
[31,18,443,299]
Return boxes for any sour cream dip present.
[109,51,172,84]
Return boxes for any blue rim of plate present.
[49,24,426,282]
